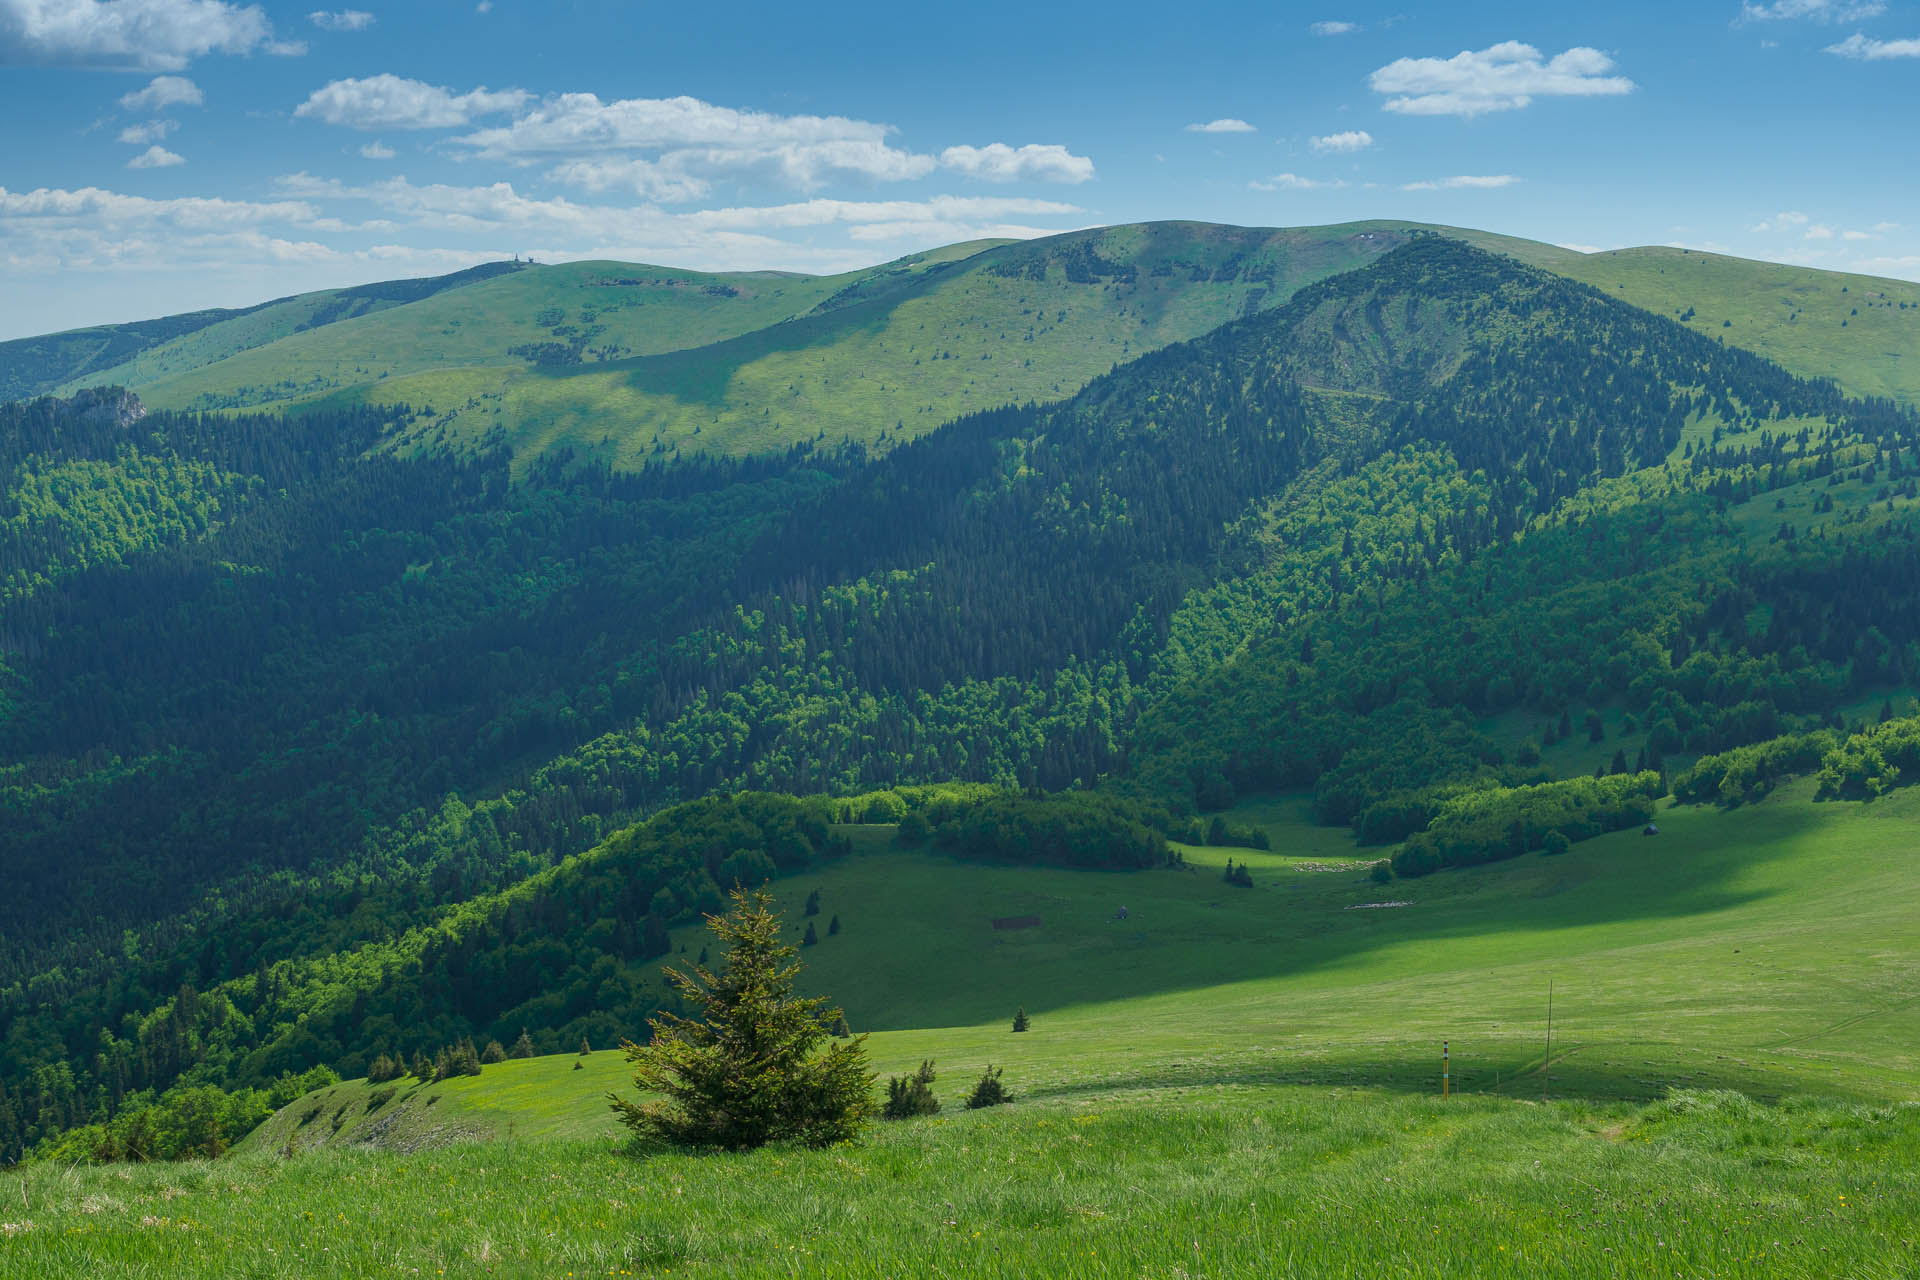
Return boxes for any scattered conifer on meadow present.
[481,1040,507,1064]
[828,915,841,936]
[579,1036,593,1056]
[804,888,821,917]
[964,1065,1011,1110]
[510,1029,535,1059]
[366,1052,400,1084]
[410,1050,433,1083]
[608,887,874,1150]
[803,921,819,946]
[1012,1006,1030,1033]
[831,1014,852,1038]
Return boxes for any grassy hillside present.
[246,775,1920,1165]
[60,222,1564,467]
[1552,247,1920,406]
[10,781,1918,1276]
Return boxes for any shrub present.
[509,1029,535,1059]
[964,1065,1012,1110]
[481,1040,507,1064]
[1541,829,1571,857]
[883,1060,940,1119]
[365,1053,400,1084]
[1369,861,1393,885]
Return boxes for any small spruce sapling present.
[964,1065,1012,1109]
[831,1013,852,1038]
[481,1040,507,1064]
[803,921,819,947]
[804,888,821,917]
[883,1060,940,1119]
[1011,1006,1030,1033]
[828,914,841,936]
[510,1029,535,1059]
[578,1036,593,1056]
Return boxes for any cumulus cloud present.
[1310,19,1360,35]
[1741,0,1884,20]
[1185,118,1256,133]
[1804,224,1836,239]
[127,144,185,167]
[117,118,176,144]
[452,93,938,196]
[1751,210,1811,232]
[308,8,372,29]
[938,143,1094,183]
[295,74,529,129]
[1401,174,1520,190]
[1826,32,1920,57]
[1310,129,1374,152]
[1370,41,1635,117]
[359,140,394,159]
[1249,172,1344,191]
[119,74,202,111]
[0,0,292,69]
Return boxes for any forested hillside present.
[5,235,1920,1164]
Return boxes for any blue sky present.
[1,0,1916,339]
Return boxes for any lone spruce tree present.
[609,887,874,1150]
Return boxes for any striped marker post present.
[1443,1040,1450,1099]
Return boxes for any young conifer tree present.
[510,1029,535,1059]
[609,887,874,1150]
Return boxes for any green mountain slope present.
[53,222,1565,466]
[1551,246,1920,405]
[7,236,1920,1174]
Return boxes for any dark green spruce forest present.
[6,235,1920,1164]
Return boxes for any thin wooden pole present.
[1443,1039,1450,1099]
[1543,979,1554,1103]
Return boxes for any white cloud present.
[308,8,372,29]
[117,118,176,144]
[1875,221,1903,232]
[1826,32,1920,58]
[1369,41,1635,117]
[1842,229,1875,240]
[1249,172,1345,191]
[1559,242,1605,253]
[295,74,529,130]
[454,93,937,196]
[1751,210,1811,232]
[686,195,1083,233]
[0,0,288,69]
[1310,129,1374,152]
[359,140,394,159]
[1742,1,1885,20]
[1310,20,1360,35]
[1401,174,1520,190]
[1805,224,1836,240]
[938,143,1094,184]
[127,144,185,168]
[119,74,202,111]
[1185,118,1256,133]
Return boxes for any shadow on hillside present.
[834,791,1894,1102]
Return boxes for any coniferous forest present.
[6,236,1920,1164]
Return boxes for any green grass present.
[8,1088,1916,1277]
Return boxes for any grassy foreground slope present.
[9,782,1920,1277]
